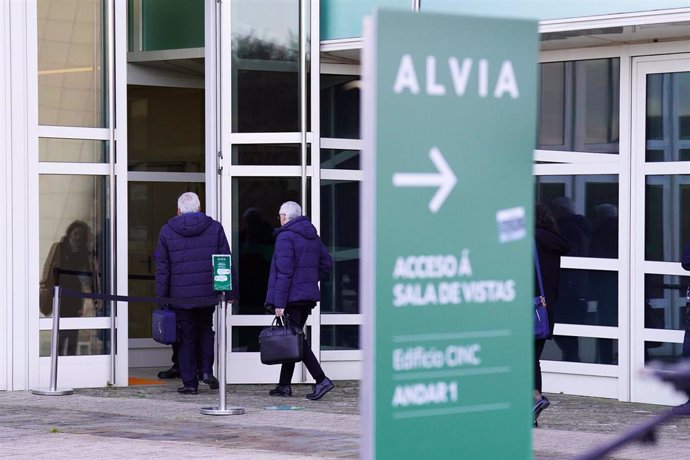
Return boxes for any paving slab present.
[2,379,690,459]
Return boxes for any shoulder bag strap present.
[533,244,546,302]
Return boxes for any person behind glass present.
[154,192,237,395]
[673,241,690,414]
[550,196,590,362]
[40,220,100,355]
[533,204,570,427]
[265,201,334,400]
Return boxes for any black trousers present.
[278,306,325,386]
[534,338,547,393]
[175,307,215,389]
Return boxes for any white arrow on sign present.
[392,147,457,213]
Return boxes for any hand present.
[275,308,284,317]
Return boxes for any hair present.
[535,204,557,231]
[279,201,301,221]
[62,220,92,252]
[178,192,201,214]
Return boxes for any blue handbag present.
[152,307,177,345]
[534,246,550,340]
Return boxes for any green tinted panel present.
[142,0,204,50]
[321,0,408,40]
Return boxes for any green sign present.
[212,254,232,291]
[361,9,537,458]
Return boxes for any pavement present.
[2,372,690,459]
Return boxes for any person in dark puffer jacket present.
[155,192,237,395]
[265,201,334,400]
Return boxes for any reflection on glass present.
[644,341,684,364]
[40,329,110,356]
[645,175,690,262]
[646,72,690,162]
[39,175,109,355]
[536,175,619,258]
[644,274,690,333]
[321,74,360,139]
[321,149,360,170]
[38,0,106,127]
[582,59,619,148]
[231,177,308,314]
[320,180,359,314]
[552,269,618,328]
[542,337,618,364]
[548,269,619,363]
[40,138,107,163]
[231,326,263,352]
[538,62,565,146]
[231,0,300,132]
[128,183,205,338]
[128,85,204,172]
[231,144,301,166]
[537,58,619,153]
[321,325,359,350]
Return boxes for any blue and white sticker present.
[496,207,526,243]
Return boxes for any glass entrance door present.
[631,55,690,404]
[219,0,309,383]
[126,84,206,372]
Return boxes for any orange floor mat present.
[128,376,165,386]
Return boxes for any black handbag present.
[259,316,304,365]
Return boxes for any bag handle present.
[533,244,546,307]
[272,315,295,330]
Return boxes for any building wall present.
[321,1,690,40]
[2,0,37,391]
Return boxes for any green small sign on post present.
[361,8,538,459]
[212,254,232,291]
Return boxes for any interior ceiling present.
[128,21,690,72]
[128,56,205,77]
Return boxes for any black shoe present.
[533,395,550,426]
[269,384,292,397]
[201,373,219,390]
[157,367,180,379]
[177,386,198,395]
[306,378,334,401]
[671,400,690,416]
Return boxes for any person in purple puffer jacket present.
[265,201,334,400]
[155,192,237,395]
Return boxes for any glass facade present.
[645,72,690,162]
[535,174,619,259]
[39,138,107,163]
[36,0,114,370]
[231,0,301,133]
[11,0,685,399]
[128,85,205,172]
[39,175,110,355]
[538,59,619,153]
[37,0,107,127]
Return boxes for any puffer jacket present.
[264,216,332,309]
[535,226,570,335]
[155,212,237,307]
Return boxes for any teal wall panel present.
[321,0,409,41]
[141,0,204,51]
[321,0,690,41]
[424,0,690,21]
